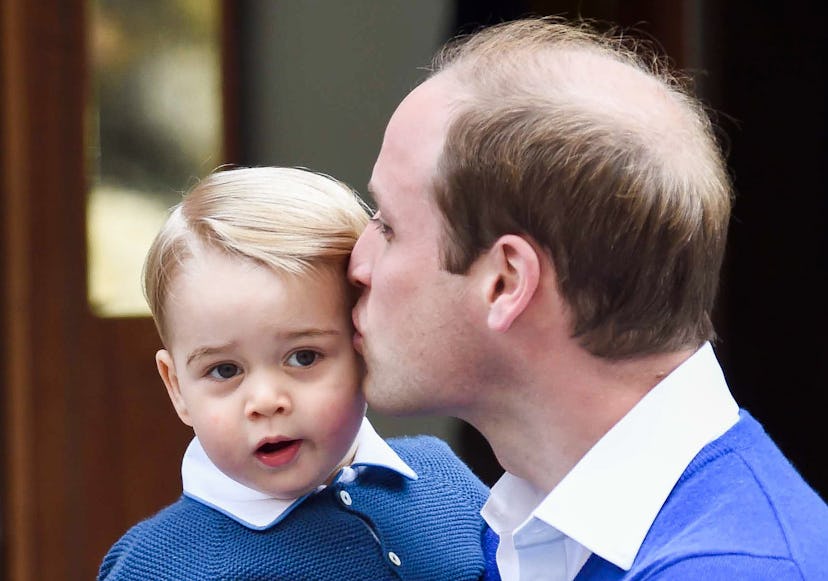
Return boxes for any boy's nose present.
[245,378,292,418]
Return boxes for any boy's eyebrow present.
[185,330,342,365]
[187,344,234,366]
[283,329,342,340]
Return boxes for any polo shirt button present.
[338,490,352,506]
[388,551,401,566]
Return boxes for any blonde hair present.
[143,166,370,342]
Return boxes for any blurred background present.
[2,1,825,579]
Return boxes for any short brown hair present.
[430,17,732,359]
[143,166,370,343]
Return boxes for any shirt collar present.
[182,416,417,530]
[483,342,739,570]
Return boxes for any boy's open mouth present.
[255,439,301,467]
[257,440,294,454]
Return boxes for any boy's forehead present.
[164,261,353,343]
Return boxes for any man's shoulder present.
[675,411,828,529]
[634,412,828,577]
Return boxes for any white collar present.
[182,416,417,530]
[484,342,739,570]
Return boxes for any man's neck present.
[469,345,696,493]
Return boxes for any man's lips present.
[352,329,364,354]
[351,311,364,354]
[254,438,302,468]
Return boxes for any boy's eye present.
[286,350,320,368]
[208,363,241,380]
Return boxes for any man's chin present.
[364,378,408,416]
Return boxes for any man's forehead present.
[366,180,380,202]
[390,75,456,134]
[375,83,452,172]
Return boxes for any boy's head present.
[145,166,370,344]
[144,167,371,500]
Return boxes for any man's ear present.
[482,235,541,332]
[156,349,193,427]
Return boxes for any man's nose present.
[348,230,373,288]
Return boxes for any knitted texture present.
[98,435,498,581]
[575,411,828,580]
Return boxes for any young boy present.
[97,167,499,580]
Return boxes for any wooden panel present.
[1,1,196,578]
[77,317,192,576]
[2,1,87,577]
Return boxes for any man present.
[348,17,828,581]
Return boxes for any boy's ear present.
[156,349,193,427]
[481,234,540,332]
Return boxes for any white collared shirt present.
[482,342,740,581]
[182,417,418,530]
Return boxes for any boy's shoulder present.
[108,495,198,540]
[386,433,472,471]
[97,496,219,580]
[386,432,455,453]
[347,434,494,580]
[384,433,489,498]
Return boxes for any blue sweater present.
[576,412,828,580]
[99,435,500,581]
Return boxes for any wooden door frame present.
[2,1,238,578]
[3,1,89,578]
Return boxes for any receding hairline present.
[438,38,697,151]
[429,35,726,224]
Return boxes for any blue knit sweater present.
[98,435,500,580]
[575,412,828,580]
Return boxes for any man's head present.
[431,18,732,358]
[349,17,732,417]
